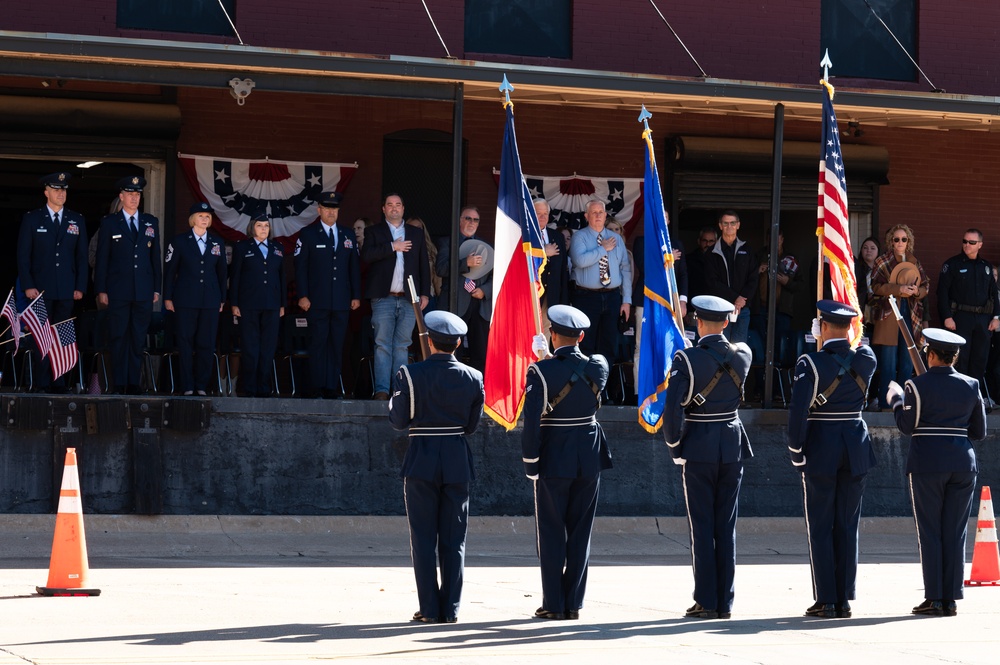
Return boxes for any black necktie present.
[53,212,60,227]
[129,215,137,240]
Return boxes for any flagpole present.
[0,330,32,347]
[816,52,834,351]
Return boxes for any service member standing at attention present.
[163,202,227,396]
[663,295,752,620]
[522,305,612,621]
[787,300,877,619]
[17,172,88,392]
[230,213,286,397]
[937,229,1000,401]
[295,192,361,398]
[886,328,987,617]
[388,310,484,625]
[94,176,162,394]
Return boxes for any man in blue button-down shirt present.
[568,200,632,361]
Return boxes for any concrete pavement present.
[2,516,999,664]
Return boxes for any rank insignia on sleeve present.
[165,244,174,262]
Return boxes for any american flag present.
[464,278,477,294]
[20,296,53,358]
[48,319,79,381]
[0,289,21,353]
[817,83,863,346]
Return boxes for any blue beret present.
[40,172,71,189]
[189,202,213,216]
[548,304,591,336]
[817,299,858,325]
[317,192,342,208]
[425,310,467,345]
[691,295,734,322]
[117,175,146,192]
[922,328,965,352]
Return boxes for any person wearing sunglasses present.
[869,224,930,409]
[936,229,1000,405]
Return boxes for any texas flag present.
[483,101,547,430]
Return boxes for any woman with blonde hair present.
[869,223,930,409]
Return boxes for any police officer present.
[787,300,877,619]
[388,310,484,624]
[887,328,987,617]
[94,175,162,394]
[163,202,227,395]
[17,172,88,391]
[523,305,612,621]
[230,213,286,397]
[937,229,1000,400]
[663,295,752,620]
[295,192,361,398]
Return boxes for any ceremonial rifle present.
[887,295,927,375]
[407,275,431,360]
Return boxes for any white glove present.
[886,380,904,406]
[532,334,549,360]
[811,317,822,339]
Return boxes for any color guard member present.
[663,295,752,620]
[887,328,987,617]
[787,300,877,618]
[522,305,612,621]
[389,310,484,624]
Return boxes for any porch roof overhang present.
[1,30,999,132]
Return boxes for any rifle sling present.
[812,349,867,408]
[689,345,742,407]
[546,355,601,414]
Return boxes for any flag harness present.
[543,355,602,415]
[811,348,867,408]
[685,344,743,408]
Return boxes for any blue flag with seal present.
[637,107,687,433]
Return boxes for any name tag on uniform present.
[112,234,122,240]
[315,244,327,249]
[35,228,47,232]
[244,252,254,258]
[960,268,968,273]
[295,318,308,328]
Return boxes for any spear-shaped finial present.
[820,49,833,83]
[638,105,653,131]
[499,75,514,107]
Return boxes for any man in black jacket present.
[361,193,430,400]
[703,210,757,344]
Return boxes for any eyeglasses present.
[462,216,480,223]
[720,221,739,227]
[962,239,981,245]
[892,237,908,243]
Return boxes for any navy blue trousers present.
[802,466,867,604]
[306,308,349,393]
[108,298,152,388]
[175,306,220,393]
[534,476,601,614]
[403,477,469,621]
[682,460,743,613]
[239,308,279,395]
[571,289,622,361]
[909,471,977,601]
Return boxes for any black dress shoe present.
[411,611,437,623]
[805,602,838,618]
[837,602,852,618]
[565,610,580,620]
[943,600,957,617]
[442,616,458,623]
[912,599,944,616]
[685,603,719,619]
[718,611,732,619]
[534,607,565,620]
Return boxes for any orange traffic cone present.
[36,448,101,596]
[965,485,1000,587]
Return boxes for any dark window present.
[465,0,571,59]
[821,0,917,81]
[117,0,237,37]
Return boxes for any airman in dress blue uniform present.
[388,310,484,624]
[787,300,877,619]
[887,328,987,617]
[163,202,227,395]
[663,295,752,620]
[94,175,162,394]
[230,212,286,397]
[295,192,361,398]
[17,172,88,391]
[522,305,612,621]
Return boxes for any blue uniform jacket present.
[162,231,227,309]
[388,353,484,483]
[17,207,89,299]
[94,211,162,301]
[294,222,361,310]
[521,346,612,479]
[891,366,986,474]
[663,334,752,463]
[229,238,287,311]
[787,339,877,475]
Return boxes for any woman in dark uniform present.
[887,328,988,617]
[229,213,286,397]
[163,202,227,395]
